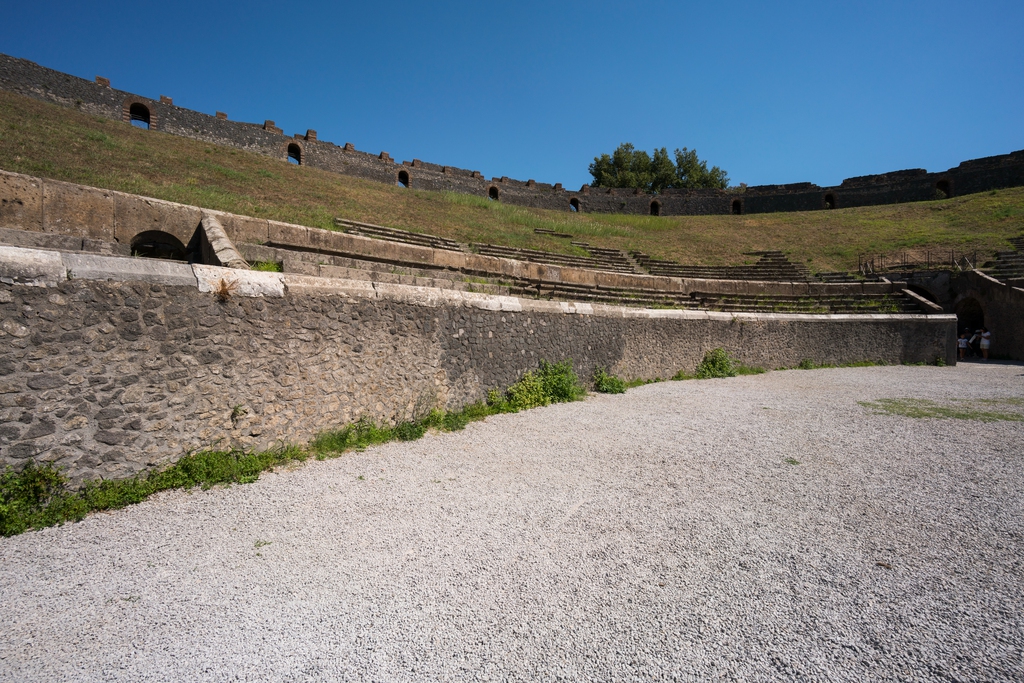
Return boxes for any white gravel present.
[1,363,1023,682]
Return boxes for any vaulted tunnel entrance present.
[130,231,188,261]
[954,297,985,334]
[732,199,742,215]
[397,170,410,188]
[936,180,951,199]
[569,198,580,212]
[488,186,500,201]
[287,144,302,165]
[824,194,836,210]
[650,201,661,216]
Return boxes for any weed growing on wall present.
[593,367,627,394]
[251,261,283,272]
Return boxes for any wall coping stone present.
[0,245,955,324]
[64,252,198,287]
[0,245,66,286]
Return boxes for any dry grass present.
[1,90,1022,272]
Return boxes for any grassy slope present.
[1,90,1022,272]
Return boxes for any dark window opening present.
[569,198,580,212]
[936,180,951,199]
[954,297,984,334]
[731,199,742,215]
[824,194,836,210]
[287,144,301,165]
[129,103,150,129]
[131,231,187,261]
[397,170,410,188]
[650,201,661,216]
[907,285,938,304]
[488,186,500,201]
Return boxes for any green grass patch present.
[251,260,283,272]
[0,445,308,537]
[859,398,1024,422]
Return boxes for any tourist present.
[958,332,969,360]
[980,327,992,360]
[969,329,982,358]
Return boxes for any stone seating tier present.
[239,243,513,296]
[335,218,466,253]
[985,237,1024,281]
[630,250,814,281]
[471,243,637,274]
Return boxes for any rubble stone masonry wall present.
[0,247,955,486]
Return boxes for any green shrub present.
[538,360,586,403]
[593,367,627,394]
[695,348,737,378]
[506,369,549,411]
[251,261,283,272]
[797,358,815,370]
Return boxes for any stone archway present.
[130,230,188,261]
[954,296,985,334]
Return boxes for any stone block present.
[0,227,82,251]
[282,258,318,276]
[0,246,67,286]
[113,192,202,247]
[267,221,310,248]
[307,227,359,254]
[193,264,284,298]
[213,211,269,245]
[281,273,377,299]
[63,253,198,287]
[0,171,43,232]
[42,180,114,239]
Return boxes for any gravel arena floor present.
[1,363,1023,682]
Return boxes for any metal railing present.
[858,250,977,276]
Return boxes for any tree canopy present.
[588,143,729,193]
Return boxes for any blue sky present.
[2,1,1022,189]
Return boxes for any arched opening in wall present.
[954,297,985,335]
[824,193,836,210]
[650,201,661,217]
[397,170,410,188]
[130,231,188,261]
[935,180,951,199]
[287,144,302,165]
[129,103,151,129]
[488,186,500,201]
[569,198,580,212]
[731,199,742,215]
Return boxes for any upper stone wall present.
[1,52,1023,217]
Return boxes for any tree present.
[588,143,729,192]
[673,147,729,189]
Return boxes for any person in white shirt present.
[980,327,992,360]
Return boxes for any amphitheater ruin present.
[0,53,1022,486]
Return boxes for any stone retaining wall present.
[0,170,913,299]
[0,246,956,485]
